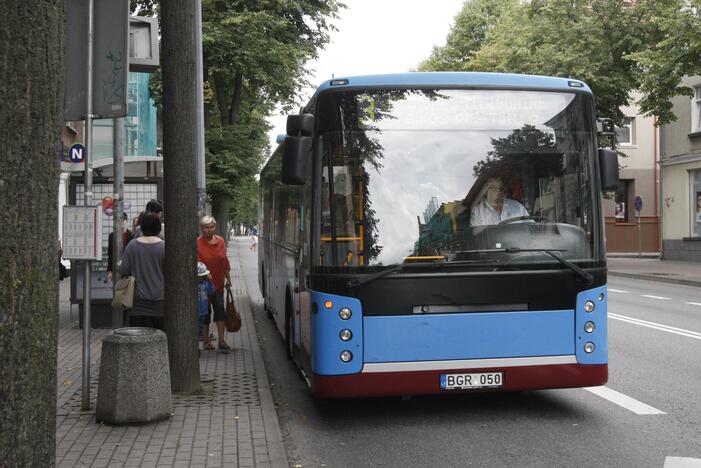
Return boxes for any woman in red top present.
[198,215,232,350]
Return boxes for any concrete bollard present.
[96,327,172,424]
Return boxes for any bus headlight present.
[584,342,595,353]
[598,293,605,301]
[584,321,595,333]
[340,350,353,362]
[584,300,595,313]
[339,308,352,320]
[340,329,352,341]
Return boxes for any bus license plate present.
[440,372,503,390]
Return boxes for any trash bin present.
[96,327,172,424]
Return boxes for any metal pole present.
[638,211,642,258]
[82,0,95,412]
[194,0,206,219]
[112,117,125,328]
[658,124,665,259]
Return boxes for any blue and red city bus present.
[258,72,619,397]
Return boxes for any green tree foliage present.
[419,0,516,71]
[420,0,701,124]
[203,0,341,223]
[204,103,269,204]
[133,0,342,223]
[230,177,260,227]
[630,0,701,123]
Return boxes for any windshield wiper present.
[346,259,499,287]
[503,247,594,284]
[347,263,404,287]
[454,248,593,284]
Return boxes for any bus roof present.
[314,72,592,96]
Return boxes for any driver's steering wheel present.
[497,215,549,225]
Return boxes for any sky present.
[266,0,466,154]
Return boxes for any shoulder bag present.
[225,288,242,332]
[111,276,135,310]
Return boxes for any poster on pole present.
[63,206,103,261]
[64,0,130,120]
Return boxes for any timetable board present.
[63,205,103,260]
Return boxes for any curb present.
[608,270,701,288]
[606,254,660,259]
[230,247,289,468]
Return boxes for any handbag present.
[224,288,241,332]
[111,276,135,310]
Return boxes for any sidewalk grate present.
[59,373,100,414]
[174,373,260,407]
[61,372,261,414]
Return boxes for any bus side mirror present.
[598,148,619,191]
[281,113,314,185]
[282,136,311,185]
[287,114,314,136]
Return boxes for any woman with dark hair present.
[120,211,165,329]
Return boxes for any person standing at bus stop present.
[120,211,165,329]
[107,212,134,283]
[198,215,232,351]
[134,199,165,239]
[250,224,259,251]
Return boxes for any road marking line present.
[608,288,629,293]
[684,302,701,307]
[663,457,701,467]
[584,386,666,415]
[609,313,701,341]
[641,294,672,300]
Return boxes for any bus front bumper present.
[311,362,608,398]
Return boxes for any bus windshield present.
[316,88,601,269]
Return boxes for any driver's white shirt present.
[470,198,529,226]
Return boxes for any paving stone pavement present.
[55,241,287,467]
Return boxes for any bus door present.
[321,163,365,267]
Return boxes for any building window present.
[614,179,633,223]
[693,86,701,133]
[615,117,634,146]
[692,170,701,237]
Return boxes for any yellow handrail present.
[404,256,446,261]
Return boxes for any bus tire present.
[284,293,294,361]
[261,266,273,319]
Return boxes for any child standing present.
[197,261,215,347]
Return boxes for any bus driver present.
[470,176,529,226]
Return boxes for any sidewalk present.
[55,242,287,468]
[607,256,701,288]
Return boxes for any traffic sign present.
[68,143,86,163]
[634,195,643,212]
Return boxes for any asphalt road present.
[234,239,701,468]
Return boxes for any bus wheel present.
[261,267,273,319]
[285,298,294,360]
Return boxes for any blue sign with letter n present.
[68,143,86,163]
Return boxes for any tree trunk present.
[212,198,230,240]
[161,0,201,394]
[227,72,243,126]
[203,54,210,128]
[0,1,65,465]
[214,72,229,127]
